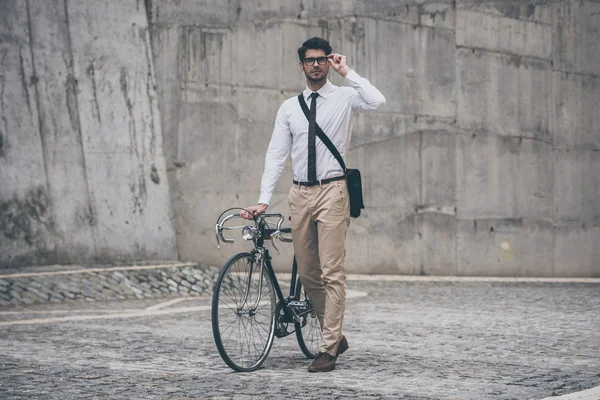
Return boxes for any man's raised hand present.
[328,53,350,77]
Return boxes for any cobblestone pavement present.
[0,279,599,400]
[0,263,219,306]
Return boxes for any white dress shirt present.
[258,69,386,205]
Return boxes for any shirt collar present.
[303,80,336,100]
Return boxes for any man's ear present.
[299,61,304,71]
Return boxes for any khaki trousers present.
[288,179,350,356]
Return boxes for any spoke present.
[250,318,268,348]
[219,295,239,311]
[253,317,272,336]
[221,275,242,306]
[254,310,274,319]
[232,260,246,301]
[237,316,251,366]
[248,318,266,356]
[215,254,279,370]
[242,317,254,366]
[223,317,241,350]
[219,316,240,336]
[231,258,245,305]
[248,319,262,360]
[234,317,246,365]
[240,258,253,299]
[255,300,273,313]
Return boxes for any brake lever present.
[270,235,280,255]
[215,224,221,249]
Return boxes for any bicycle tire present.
[211,252,276,372]
[294,279,322,359]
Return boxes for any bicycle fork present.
[239,251,265,312]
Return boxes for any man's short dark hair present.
[298,37,332,61]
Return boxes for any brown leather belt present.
[292,175,346,187]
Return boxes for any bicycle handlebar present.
[215,212,292,248]
[278,228,293,243]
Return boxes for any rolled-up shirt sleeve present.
[346,69,386,112]
[258,104,292,205]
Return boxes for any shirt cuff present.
[345,69,360,83]
[257,193,271,206]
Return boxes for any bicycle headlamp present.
[241,226,258,241]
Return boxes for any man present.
[241,37,385,372]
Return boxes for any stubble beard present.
[305,69,328,84]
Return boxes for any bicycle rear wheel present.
[294,279,322,359]
[212,252,276,372]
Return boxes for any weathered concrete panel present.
[155,0,358,25]
[66,0,176,260]
[0,0,55,267]
[27,1,96,261]
[364,19,456,116]
[457,134,553,219]
[356,0,455,30]
[554,149,600,223]
[553,1,600,76]
[235,21,308,90]
[178,26,235,86]
[175,189,295,270]
[173,85,295,265]
[418,130,458,276]
[457,218,554,276]
[156,0,454,27]
[178,20,327,91]
[421,130,456,209]
[153,0,238,26]
[67,2,153,154]
[456,10,552,60]
[418,213,457,276]
[456,1,554,24]
[559,149,600,224]
[555,224,600,277]
[144,0,599,277]
[84,152,174,260]
[351,113,455,149]
[176,87,282,191]
[353,134,420,217]
[346,214,419,274]
[457,48,552,139]
[553,71,600,150]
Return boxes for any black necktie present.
[308,92,319,182]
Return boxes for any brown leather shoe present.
[336,335,349,357]
[308,352,336,373]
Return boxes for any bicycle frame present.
[251,250,300,304]
[215,210,312,329]
[212,209,322,370]
[249,220,301,316]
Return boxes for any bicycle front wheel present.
[294,279,322,359]
[211,252,276,372]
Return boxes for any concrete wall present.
[0,0,177,268]
[2,1,598,276]
[150,0,599,277]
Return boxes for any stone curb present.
[541,386,600,400]
[0,262,220,306]
[2,263,599,308]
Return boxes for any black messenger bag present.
[297,94,365,218]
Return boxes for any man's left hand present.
[328,53,350,77]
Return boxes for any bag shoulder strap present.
[297,94,347,172]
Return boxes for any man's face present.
[300,49,329,83]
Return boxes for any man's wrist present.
[339,66,351,78]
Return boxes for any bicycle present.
[212,208,322,372]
